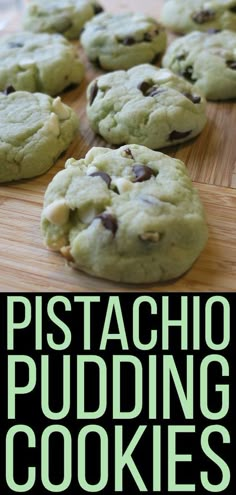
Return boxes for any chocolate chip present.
[132,164,155,182]
[121,37,136,45]
[183,92,201,104]
[3,85,16,95]
[192,10,215,24]
[181,65,197,82]
[229,5,236,13]
[176,52,187,61]
[207,28,221,34]
[124,148,134,159]
[143,32,153,42]
[169,130,192,141]
[89,171,111,187]
[137,81,160,96]
[138,81,152,95]
[89,81,98,105]
[96,213,118,234]
[146,86,161,97]
[93,3,104,15]
[8,41,24,48]
[226,60,236,70]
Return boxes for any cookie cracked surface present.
[160,0,236,34]
[23,0,104,39]
[41,144,208,283]
[0,32,84,96]
[86,64,207,149]
[162,30,236,100]
[80,12,167,70]
[0,91,78,182]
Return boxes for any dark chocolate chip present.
[89,81,98,105]
[146,86,161,97]
[93,3,104,15]
[89,171,111,187]
[176,53,187,61]
[143,32,153,42]
[121,37,136,46]
[226,60,236,70]
[183,92,201,104]
[207,28,221,34]
[3,85,16,95]
[229,5,236,13]
[124,148,134,159]
[169,130,192,141]
[192,10,215,24]
[181,65,197,82]
[8,41,24,48]
[132,164,155,182]
[137,81,160,96]
[96,213,118,234]
[137,81,152,95]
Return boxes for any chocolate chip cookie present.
[86,64,207,149]
[162,30,236,100]
[80,12,167,70]
[0,90,78,182]
[160,0,236,34]
[0,32,84,96]
[41,144,208,283]
[23,0,104,39]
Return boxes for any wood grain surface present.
[0,0,235,292]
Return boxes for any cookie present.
[41,144,208,283]
[0,90,78,183]
[0,32,84,96]
[23,0,104,40]
[86,64,207,149]
[160,0,236,34]
[162,30,236,100]
[80,12,167,70]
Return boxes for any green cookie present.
[0,32,84,96]
[81,12,167,70]
[23,0,104,39]
[162,30,236,100]
[87,64,207,149]
[0,90,78,183]
[41,144,208,283]
[160,0,236,34]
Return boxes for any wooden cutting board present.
[0,0,235,292]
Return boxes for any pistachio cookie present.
[41,144,208,283]
[0,32,84,96]
[0,90,78,183]
[86,64,207,149]
[160,0,236,34]
[23,0,104,39]
[80,12,167,70]
[162,30,236,100]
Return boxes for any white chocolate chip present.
[112,177,133,193]
[139,232,160,242]
[79,206,97,224]
[52,97,70,120]
[44,199,69,225]
[157,69,172,82]
[86,166,99,175]
[43,113,60,137]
